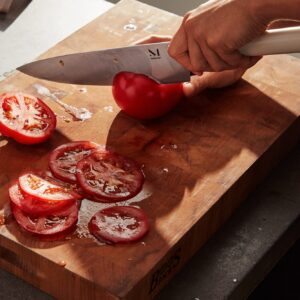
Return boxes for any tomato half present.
[11,201,78,236]
[76,149,144,202]
[0,92,56,144]
[49,141,100,183]
[19,173,82,202]
[88,206,149,244]
[112,72,184,120]
[9,182,75,216]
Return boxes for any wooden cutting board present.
[1,0,300,299]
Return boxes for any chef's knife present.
[17,26,300,85]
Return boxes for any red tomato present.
[11,201,78,236]
[0,93,56,144]
[9,182,75,216]
[88,206,149,244]
[43,169,86,198]
[76,149,144,202]
[19,173,82,202]
[49,141,100,183]
[112,72,184,120]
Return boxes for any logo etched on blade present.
[148,49,161,60]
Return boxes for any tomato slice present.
[11,201,78,236]
[19,173,82,202]
[0,92,56,144]
[76,149,144,202]
[43,169,86,198]
[9,182,75,216]
[49,141,100,183]
[88,206,149,244]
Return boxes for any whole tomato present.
[112,72,184,120]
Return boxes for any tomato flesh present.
[76,149,144,202]
[11,201,79,236]
[9,182,75,216]
[43,169,86,198]
[49,141,100,183]
[88,206,149,244]
[112,72,184,120]
[0,93,56,144]
[19,173,82,202]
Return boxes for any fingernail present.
[183,82,194,97]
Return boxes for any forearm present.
[248,0,300,24]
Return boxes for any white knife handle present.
[240,26,300,56]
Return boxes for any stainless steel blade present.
[17,42,190,85]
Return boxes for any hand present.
[168,0,267,74]
[134,35,247,97]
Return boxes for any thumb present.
[182,76,208,97]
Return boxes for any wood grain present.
[1,0,300,299]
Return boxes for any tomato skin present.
[49,141,100,184]
[18,173,82,202]
[112,72,184,120]
[88,206,149,244]
[9,182,76,216]
[11,201,79,236]
[0,93,56,144]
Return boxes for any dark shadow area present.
[155,140,300,300]
[0,268,53,300]
[249,238,300,300]
[0,0,31,31]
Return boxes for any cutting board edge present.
[0,236,119,300]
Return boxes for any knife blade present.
[17,42,190,85]
[17,26,300,85]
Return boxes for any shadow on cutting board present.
[106,79,295,218]
[101,79,296,296]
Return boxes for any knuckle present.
[193,29,203,41]
[206,37,219,50]
[167,46,177,58]
[184,18,194,31]
[183,10,192,22]
[222,42,236,53]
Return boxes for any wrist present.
[246,0,300,24]
[245,0,277,24]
